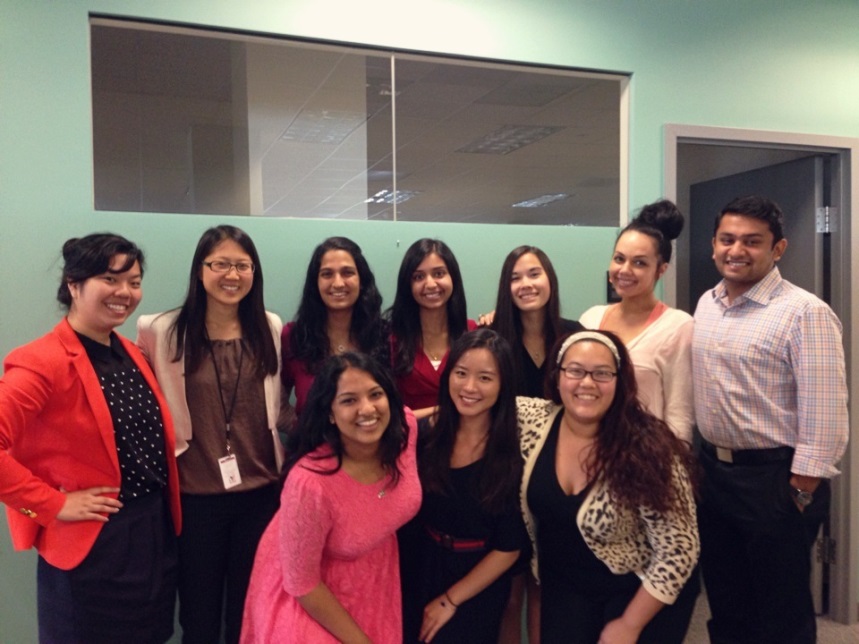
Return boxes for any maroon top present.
[391,319,477,412]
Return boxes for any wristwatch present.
[792,487,814,508]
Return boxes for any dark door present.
[688,155,826,307]
[687,153,837,613]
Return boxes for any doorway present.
[664,124,859,624]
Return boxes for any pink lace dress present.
[241,414,421,643]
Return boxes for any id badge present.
[218,454,242,490]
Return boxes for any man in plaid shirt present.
[692,195,848,644]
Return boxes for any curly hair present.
[419,329,521,515]
[289,237,386,372]
[285,352,409,484]
[387,238,469,376]
[549,330,695,516]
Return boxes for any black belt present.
[701,439,794,466]
[425,525,487,553]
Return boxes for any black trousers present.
[37,490,178,644]
[698,446,829,644]
[177,484,279,644]
[539,567,700,644]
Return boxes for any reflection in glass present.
[91,20,622,225]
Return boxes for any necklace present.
[205,335,245,454]
[330,336,350,354]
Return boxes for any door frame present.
[664,124,859,624]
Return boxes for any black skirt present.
[37,490,178,644]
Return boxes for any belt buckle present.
[440,533,454,549]
[715,446,734,464]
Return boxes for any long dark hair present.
[387,238,468,376]
[419,329,521,515]
[289,237,385,372]
[168,225,277,377]
[491,246,563,387]
[285,352,409,484]
[549,330,695,515]
[58,233,145,309]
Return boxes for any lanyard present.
[207,337,245,454]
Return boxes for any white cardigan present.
[579,305,694,443]
[136,309,285,469]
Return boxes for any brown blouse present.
[181,339,277,494]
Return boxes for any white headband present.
[556,331,622,367]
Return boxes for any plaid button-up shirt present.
[692,267,848,477]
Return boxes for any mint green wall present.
[2,0,858,640]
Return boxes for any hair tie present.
[556,331,621,366]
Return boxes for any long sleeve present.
[577,459,699,606]
[655,317,695,443]
[790,303,849,477]
[0,352,67,525]
[136,312,193,453]
[637,460,699,604]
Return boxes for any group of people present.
[0,194,847,644]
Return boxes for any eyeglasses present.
[203,260,255,275]
[559,366,617,383]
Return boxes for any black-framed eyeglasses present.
[559,366,617,383]
[202,260,255,275]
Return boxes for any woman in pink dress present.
[241,352,421,644]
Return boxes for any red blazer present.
[0,318,182,570]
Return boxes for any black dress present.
[401,429,528,643]
[527,413,696,644]
[516,318,583,398]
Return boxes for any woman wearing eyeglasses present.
[517,330,699,644]
[138,225,283,644]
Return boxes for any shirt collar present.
[712,265,783,307]
[75,331,125,363]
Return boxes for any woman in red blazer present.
[0,233,182,643]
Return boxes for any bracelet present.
[444,591,459,609]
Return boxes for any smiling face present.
[318,249,360,312]
[410,253,453,311]
[609,230,666,300]
[712,213,787,299]
[67,254,142,343]
[200,239,253,309]
[557,341,617,429]
[329,367,392,455]
[510,252,551,312]
[448,347,501,421]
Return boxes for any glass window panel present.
[91,19,623,225]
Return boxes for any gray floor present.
[684,593,859,643]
